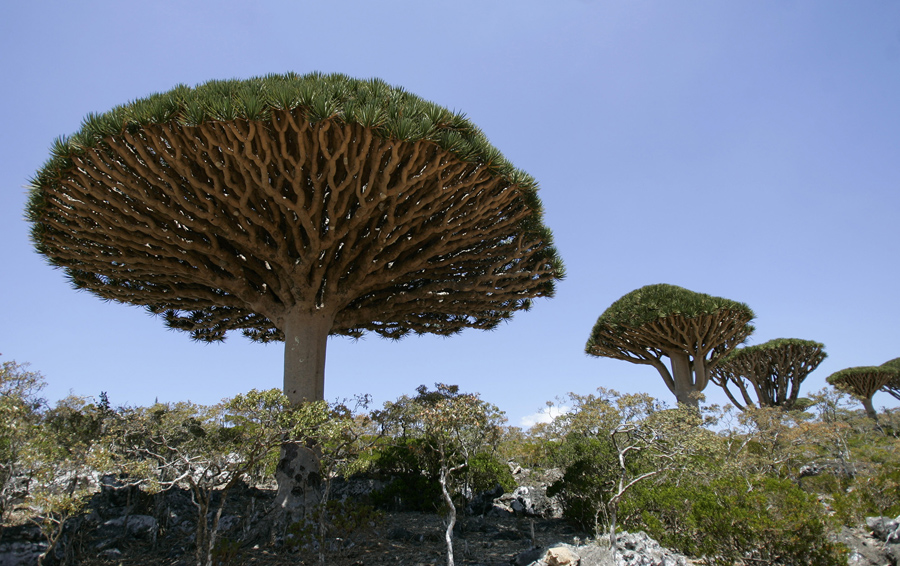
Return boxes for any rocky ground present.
[2,464,899,566]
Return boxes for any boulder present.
[866,515,900,542]
[513,532,688,566]
[100,514,158,540]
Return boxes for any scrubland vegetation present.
[3,357,900,565]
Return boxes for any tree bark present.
[282,309,335,404]
[861,396,879,421]
[668,353,699,407]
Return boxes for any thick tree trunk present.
[668,353,700,407]
[862,396,879,421]
[282,309,335,404]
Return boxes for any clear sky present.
[1,1,898,427]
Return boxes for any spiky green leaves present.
[590,284,754,332]
[719,338,825,362]
[30,72,537,196]
[586,284,755,352]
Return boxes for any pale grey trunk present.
[440,465,456,566]
[669,353,700,408]
[862,397,879,421]
[282,309,335,404]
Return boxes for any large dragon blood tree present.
[710,338,826,410]
[585,284,754,407]
[827,366,900,420]
[27,73,563,403]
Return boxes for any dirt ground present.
[79,511,588,566]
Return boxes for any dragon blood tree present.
[585,284,754,407]
[826,366,899,420]
[27,73,563,403]
[710,338,826,411]
[881,358,900,401]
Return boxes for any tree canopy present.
[26,72,563,403]
[585,284,754,407]
[826,366,899,420]
[710,338,826,410]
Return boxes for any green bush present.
[367,440,441,511]
[546,436,620,531]
[827,465,900,526]
[463,452,516,495]
[624,475,847,566]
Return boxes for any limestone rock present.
[547,545,580,565]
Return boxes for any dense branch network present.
[710,339,826,410]
[35,112,554,339]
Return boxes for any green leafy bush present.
[624,475,847,566]
[464,452,516,495]
[368,439,441,511]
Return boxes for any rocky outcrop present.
[487,463,563,519]
[832,515,900,566]
[513,531,692,566]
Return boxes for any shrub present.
[624,475,847,566]
[464,452,516,495]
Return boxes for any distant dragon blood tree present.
[881,358,900,401]
[27,72,563,403]
[585,284,754,407]
[826,366,899,420]
[710,338,826,411]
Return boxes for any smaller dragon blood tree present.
[586,284,754,407]
[828,366,900,420]
[711,338,826,410]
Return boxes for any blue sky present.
[1,1,898,426]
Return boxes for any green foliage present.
[23,394,117,566]
[721,337,825,360]
[623,475,847,566]
[546,435,619,531]
[0,359,46,522]
[373,384,507,507]
[374,384,507,566]
[368,439,441,511]
[543,390,713,538]
[827,366,898,396]
[464,452,516,495]
[588,283,754,332]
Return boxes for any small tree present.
[586,284,754,407]
[27,73,563,404]
[711,338,826,410]
[26,395,115,566]
[545,390,710,547]
[0,358,46,525]
[108,390,302,566]
[826,366,899,421]
[376,384,505,566]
